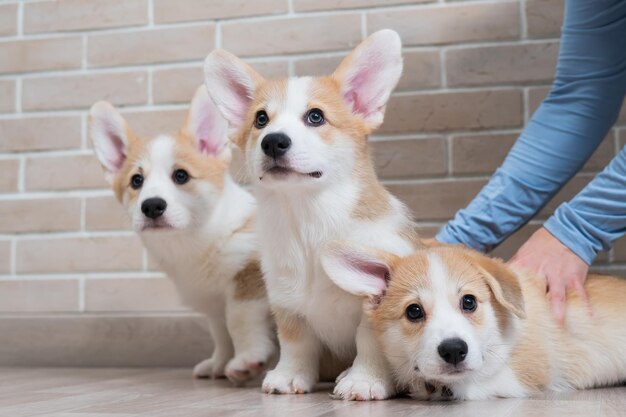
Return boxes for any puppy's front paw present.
[225,355,268,385]
[332,367,394,401]
[193,356,230,379]
[409,380,454,401]
[262,369,315,394]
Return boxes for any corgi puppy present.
[203,30,420,400]
[89,86,276,384]
[322,242,626,400]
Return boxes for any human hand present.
[508,227,589,325]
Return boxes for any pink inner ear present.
[343,53,387,119]
[104,129,126,172]
[347,254,390,293]
[194,100,226,157]
[198,137,222,156]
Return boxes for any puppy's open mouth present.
[261,165,323,180]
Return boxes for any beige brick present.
[153,60,289,104]
[293,55,343,77]
[415,225,440,239]
[24,0,147,34]
[85,196,131,231]
[368,2,519,46]
[619,101,626,124]
[539,175,591,218]
[526,0,564,39]
[85,277,187,312]
[0,160,18,193]
[452,133,517,175]
[123,109,187,138]
[0,241,10,274]
[582,134,615,173]
[0,116,81,152]
[379,90,523,134]
[16,235,144,273]
[371,137,447,179]
[387,179,487,221]
[222,14,361,57]
[25,154,107,191]
[613,236,626,262]
[88,25,215,68]
[294,0,427,12]
[528,86,550,116]
[0,4,17,36]
[22,71,148,111]
[0,198,81,233]
[0,37,81,74]
[154,0,287,23]
[0,280,79,313]
[294,50,440,90]
[491,224,540,260]
[447,42,559,87]
[399,50,441,90]
[0,79,15,112]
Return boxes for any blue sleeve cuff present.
[543,210,597,265]
[436,226,488,253]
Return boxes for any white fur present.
[90,98,276,385]
[204,30,409,400]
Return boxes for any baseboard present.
[0,313,214,367]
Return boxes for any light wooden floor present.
[2,368,625,417]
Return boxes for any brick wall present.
[0,0,624,314]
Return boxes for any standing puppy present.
[204,30,419,400]
[90,86,276,384]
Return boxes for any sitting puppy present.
[203,30,419,400]
[89,86,276,384]
[322,242,626,400]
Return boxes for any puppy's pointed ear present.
[472,254,526,319]
[183,85,231,161]
[204,49,264,147]
[89,101,134,184]
[321,241,400,308]
[332,29,403,130]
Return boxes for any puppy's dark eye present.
[172,169,190,185]
[130,174,143,189]
[405,303,425,322]
[461,295,477,312]
[255,110,269,129]
[305,108,325,126]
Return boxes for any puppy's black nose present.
[141,197,167,219]
[261,133,291,158]
[437,338,468,365]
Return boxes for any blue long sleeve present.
[437,0,626,264]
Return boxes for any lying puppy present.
[90,86,276,384]
[204,30,419,400]
[322,242,626,400]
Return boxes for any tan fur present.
[272,308,306,343]
[471,254,526,319]
[111,126,143,202]
[233,70,399,223]
[233,215,255,235]
[374,245,626,396]
[174,130,227,191]
[233,259,266,301]
[352,182,391,220]
[110,126,227,205]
